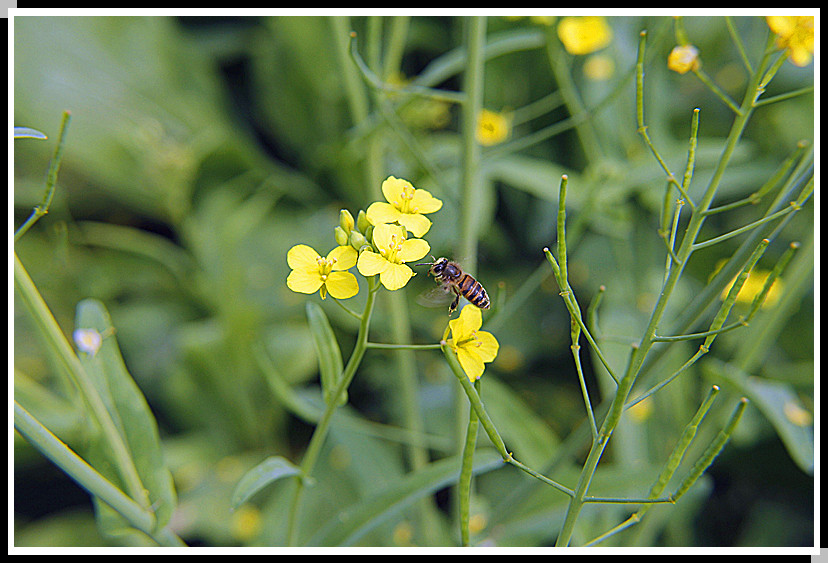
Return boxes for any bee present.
[417,257,490,315]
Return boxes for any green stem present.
[458,380,481,546]
[555,29,779,547]
[286,277,378,546]
[15,110,72,242]
[459,16,486,269]
[14,402,186,546]
[441,344,573,497]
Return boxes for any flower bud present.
[348,229,367,250]
[339,209,355,232]
[334,226,349,246]
[357,209,371,233]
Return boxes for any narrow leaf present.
[231,456,307,509]
[74,299,177,536]
[306,301,346,406]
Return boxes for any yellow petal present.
[381,176,411,204]
[375,223,408,252]
[357,250,389,276]
[379,262,414,291]
[409,187,443,214]
[366,201,401,226]
[397,237,431,263]
[456,347,485,382]
[287,244,321,269]
[474,330,500,363]
[287,268,323,294]
[328,245,357,270]
[397,213,432,238]
[325,271,359,299]
[766,16,796,37]
[458,304,483,331]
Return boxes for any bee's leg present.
[449,294,460,315]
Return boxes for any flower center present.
[380,233,406,263]
[457,331,482,349]
[317,256,336,279]
[394,185,418,214]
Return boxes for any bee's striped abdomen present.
[458,274,490,310]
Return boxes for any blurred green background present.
[13,15,813,548]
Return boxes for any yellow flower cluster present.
[766,16,814,67]
[286,176,440,298]
[286,175,500,381]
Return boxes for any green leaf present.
[306,301,346,406]
[74,299,177,538]
[231,456,307,510]
[742,376,814,475]
[308,449,505,546]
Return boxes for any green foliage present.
[14,15,813,549]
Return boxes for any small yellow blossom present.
[230,503,262,543]
[477,109,511,146]
[286,244,359,300]
[783,400,812,427]
[446,305,499,382]
[766,16,815,67]
[357,223,430,291]
[583,54,615,81]
[557,16,612,55]
[721,269,783,308]
[367,176,443,238]
[668,45,701,74]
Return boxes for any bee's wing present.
[416,285,455,308]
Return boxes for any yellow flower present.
[721,269,783,308]
[477,109,511,146]
[230,504,262,543]
[357,223,430,291]
[366,176,443,238]
[583,54,615,81]
[446,305,499,382]
[557,16,612,55]
[668,44,701,74]
[766,16,814,67]
[286,244,359,300]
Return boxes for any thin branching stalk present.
[15,110,71,242]
[286,276,379,546]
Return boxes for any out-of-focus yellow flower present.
[286,244,359,300]
[784,400,812,426]
[668,44,701,74]
[628,397,654,423]
[357,223,430,291]
[583,54,615,81]
[476,109,511,146]
[721,269,783,308]
[366,176,443,238]
[530,16,556,27]
[230,503,262,543]
[557,16,612,55]
[766,16,815,67]
[446,305,499,382]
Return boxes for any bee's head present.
[416,256,447,275]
